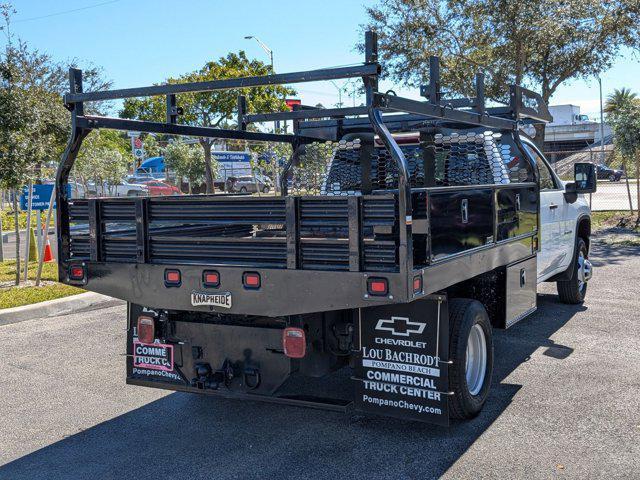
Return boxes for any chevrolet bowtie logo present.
[375,316,426,337]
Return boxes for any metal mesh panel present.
[370,145,424,190]
[289,129,531,195]
[322,139,362,195]
[433,131,510,186]
[289,141,339,195]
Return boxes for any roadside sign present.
[134,148,145,159]
[212,151,252,179]
[127,131,141,137]
[134,137,143,149]
[20,184,71,211]
[285,98,302,110]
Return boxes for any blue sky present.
[7,0,640,119]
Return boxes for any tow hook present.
[333,323,354,353]
[243,367,261,390]
[191,360,234,390]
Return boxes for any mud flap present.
[354,295,450,425]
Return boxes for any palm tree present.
[604,87,638,115]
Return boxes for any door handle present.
[461,198,469,224]
[549,203,558,210]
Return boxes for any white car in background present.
[86,180,149,197]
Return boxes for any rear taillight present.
[137,315,155,344]
[69,264,85,282]
[413,275,423,294]
[164,269,181,287]
[282,327,306,358]
[243,272,261,289]
[367,277,388,296]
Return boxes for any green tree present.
[608,100,640,220]
[163,141,209,194]
[73,130,131,196]
[0,3,110,284]
[365,0,640,148]
[141,134,163,158]
[605,87,639,115]
[121,51,294,193]
[73,130,118,188]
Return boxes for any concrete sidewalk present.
[0,291,122,326]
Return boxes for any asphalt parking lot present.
[0,242,639,479]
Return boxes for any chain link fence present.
[547,146,638,212]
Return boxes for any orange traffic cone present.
[43,235,54,263]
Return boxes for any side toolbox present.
[504,255,537,328]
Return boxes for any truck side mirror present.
[564,162,596,203]
[574,162,597,193]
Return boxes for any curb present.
[0,291,124,326]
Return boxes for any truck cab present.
[519,138,592,289]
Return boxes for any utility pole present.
[598,77,605,164]
[330,81,344,108]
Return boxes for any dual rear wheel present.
[448,298,493,419]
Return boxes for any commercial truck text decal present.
[133,342,174,372]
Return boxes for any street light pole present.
[244,35,274,73]
[244,35,279,195]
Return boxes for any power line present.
[13,0,121,23]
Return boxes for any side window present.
[523,143,555,190]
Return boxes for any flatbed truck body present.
[56,32,596,425]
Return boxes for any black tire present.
[608,174,616,182]
[448,298,494,420]
[239,186,248,193]
[557,237,588,304]
[262,186,270,194]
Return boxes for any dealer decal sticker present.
[355,301,449,425]
[133,342,174,372]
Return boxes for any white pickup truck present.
[520,138,593,303]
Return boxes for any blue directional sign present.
[20,184,71,211]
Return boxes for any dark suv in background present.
[596,164,624,181]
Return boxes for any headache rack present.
[56,31,550,315]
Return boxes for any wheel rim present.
[465,324,487,396]
[577,250,592,293]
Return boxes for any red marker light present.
[164,269,181,287]
[243,272,261,289]
[137,315,155,344]
[202,270,220,288]
[69,265,85,281]
[367,277,388,296]
[282,327,306,358]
